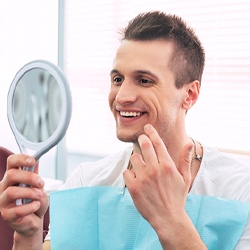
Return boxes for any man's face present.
[109,40,186,144]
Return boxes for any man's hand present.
[123,124,207,249]
[0,154,49,249]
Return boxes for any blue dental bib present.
[50,186,250,250]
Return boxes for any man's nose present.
[115,81,137,104]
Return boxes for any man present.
[1,11,250,249]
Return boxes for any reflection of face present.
[109,40,187,145]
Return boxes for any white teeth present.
[120,111,141,117]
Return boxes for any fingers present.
[0,153,48,237]
[178,143,193,186]
[7,154,36,170]
[1,199,41,223]
[123,153,140,186]
[0,154,45,212]
[129,124,192,176]
[2,168,45,189]
[137,134,158,167]
[4,154,43,188]
[0,183,49,226]
[1,186,44,206]
[124,124,172,186]
[124,124,192,190]
[1,191,49,235]
[141,124,174,166]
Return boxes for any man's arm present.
[13,228,43,250]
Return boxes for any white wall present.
[0,1,58,177]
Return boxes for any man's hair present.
[121,11,205,88]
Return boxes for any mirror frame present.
[7,60,72,160]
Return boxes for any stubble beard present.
[116,125,143,144]
[116,131,141,144]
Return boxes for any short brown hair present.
[121,11,205,88]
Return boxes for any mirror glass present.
[13,68,62,143]
[8,60,72,161]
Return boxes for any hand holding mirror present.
[7,60,72,205]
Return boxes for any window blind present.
[62,0,250,156]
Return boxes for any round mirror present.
[7,60,72,161]
[7,60,71,205]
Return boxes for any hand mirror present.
[7,60,72,205]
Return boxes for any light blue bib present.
[50,186,250,250]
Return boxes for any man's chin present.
[117,134,138,143]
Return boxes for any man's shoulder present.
[63,146,133,188]
[84,145,133,168]
[198,145,250,202]
[202,145,249,171]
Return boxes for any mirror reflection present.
[13,68,62,143]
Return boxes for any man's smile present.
[119,111,142,117]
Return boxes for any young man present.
[1,11,250,249]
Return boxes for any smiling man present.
[1,11,250,250]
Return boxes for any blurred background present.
[1,0,249,181]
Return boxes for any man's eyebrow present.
[110,69,158,79]
[110,69,120,76]
[134,70,158,79]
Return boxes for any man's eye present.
[138,79,153,84]
[113,76,123,84]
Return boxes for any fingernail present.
[144,124,151,131]
[37,178,45,187]
[34,201,41,209]
[25,157,33,164]
[188,145,193,155]
[36,189,43,198]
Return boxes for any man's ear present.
[182,80,200,110]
